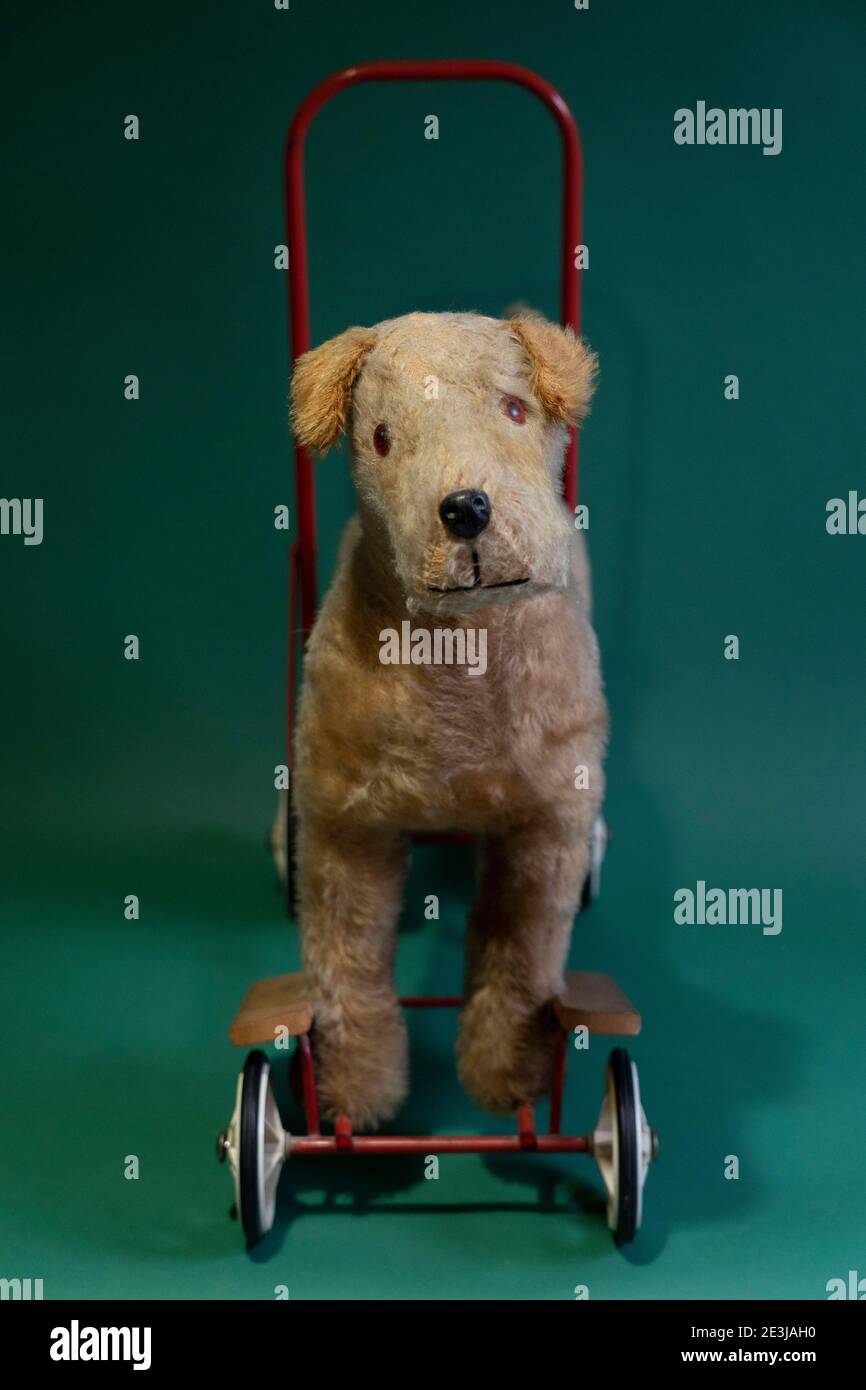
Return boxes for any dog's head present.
[291,311,597,614]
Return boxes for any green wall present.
[2,0,864,1299]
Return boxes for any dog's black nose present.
[439,489,491,540]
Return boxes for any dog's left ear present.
[291,326,377,453]
[507,314,598,426]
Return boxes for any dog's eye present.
[373,423,391,456]
[501,396,526,425]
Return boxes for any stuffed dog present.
[284,311,608,1128]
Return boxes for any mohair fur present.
[281,311,608,1128]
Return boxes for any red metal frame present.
[287,995,589,1158]
[284,59,584,659]
[280,67,589,1141]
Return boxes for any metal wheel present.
[218,1051,287,1248]
[580,815,608,909]
[591,1047,656,1246]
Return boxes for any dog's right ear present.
[290,326,377,453]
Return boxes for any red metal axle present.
[289,1133,590,1157]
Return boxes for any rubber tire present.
[239,1050,269,1249]
[608,1047,639,1246]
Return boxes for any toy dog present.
[282,310,607,1128]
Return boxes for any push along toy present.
[218,60,658,1249]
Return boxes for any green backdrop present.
[2,0,864,1300]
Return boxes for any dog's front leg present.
[298,815,410,1129]
[457,817,589,1114]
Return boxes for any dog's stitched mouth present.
[427,576,530,594]
[427,547,530,595]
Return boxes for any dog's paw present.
[313,1007,409,1130]
[456,996,558,1114]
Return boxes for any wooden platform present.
[229,968,640,1047]
[553,970,641,1035]
[229,972,314,1046]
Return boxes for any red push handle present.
[283,60,584,638]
